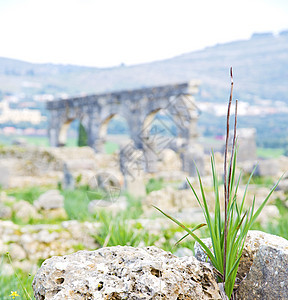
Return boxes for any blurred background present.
[1,2,288,297]
[0,0,287,156]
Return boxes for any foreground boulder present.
[33,246,221,299]
[236,244,288,299]
[195,230,288,299]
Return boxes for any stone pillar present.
[88,127,105,153]
[128,120,143,149]
[142,137,158,173]
[87,112,105,153]
[181,144,205,177]
[185,95,199,145]
[235,128,257,162]
[48,111,62,147]
[49,127,60,147]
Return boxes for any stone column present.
[127,113,144,150]
[48,111,62,147]
[181,144,205,176]
[174,94,204,176]
[235,128,257,162]
[87,121,105,152]
[87,110,108,153]
[142,137,158,173]
[49,127,60,147]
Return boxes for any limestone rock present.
[0,165,11,188]
[182,144,205,177]
[236,128,257,163]
[254,159,281,177]
[65,159,97,171]
[34,190,64,210]
[88,196,127,215]
[158,149,182,172]
[276,177,288,192]
[126,176,147,197]
[0,220,100,274]
[144,186,199,214]
[41,208,68,220]
[8,243,27,261]
[13,200,41,222]
[33,246,222,299]
[0,191,16,205]
[195,231,288,295]
[277,155,288,174]
[0,203,12,219]
[236,244,288,299]
[173,247,194,257]
[61,220,100,250]
[256,205,279,226]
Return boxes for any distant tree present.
[78,123,88,147]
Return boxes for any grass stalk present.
[6,252,33,300]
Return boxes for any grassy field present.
[257,147,285,158]
[0,134,122,155]
[1,178,288,298]
[0,134,286,158]
[0,138,288,298]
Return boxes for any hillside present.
[0,30,288,103]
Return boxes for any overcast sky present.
[0,0,287,67]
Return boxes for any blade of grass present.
[153,205,220,270]
[250,175,283,225]
[175,223,207,246]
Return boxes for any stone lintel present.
[46,81,200,110]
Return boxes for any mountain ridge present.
[0,31,287,103]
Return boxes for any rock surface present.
[0,203,12,219]
[0,146,122,188]
[34,190,64,210]
[236,242,288,299]
[88,196,127,215]
[254,159,281,177]
[13,200,41,222]
[0,220,100,274]
[195,231,288,298]
[33,246,222,300]
[144,186,199,213]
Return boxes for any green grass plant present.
[257,147,285,158]
[0,254,34,300]
[154,68,281,298]
[104,141,119,154]
[145,177,165,194]
[122,193,144,220]
[0,273,34,300]
[94,212,143,247]
[7,186,49,205]
[62,188,95,221]
[254,198,288,240]
[241,174,274,187]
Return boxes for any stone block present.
[34,190,64,210]
[254,159,280,177]
[194,230,288,298]
[33,246,221,299]
[236,244,288,299]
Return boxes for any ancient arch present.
[99,113,130,153]
[46,81,203,175]
[58,118,74,146]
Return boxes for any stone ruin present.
[46,81,205,177]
